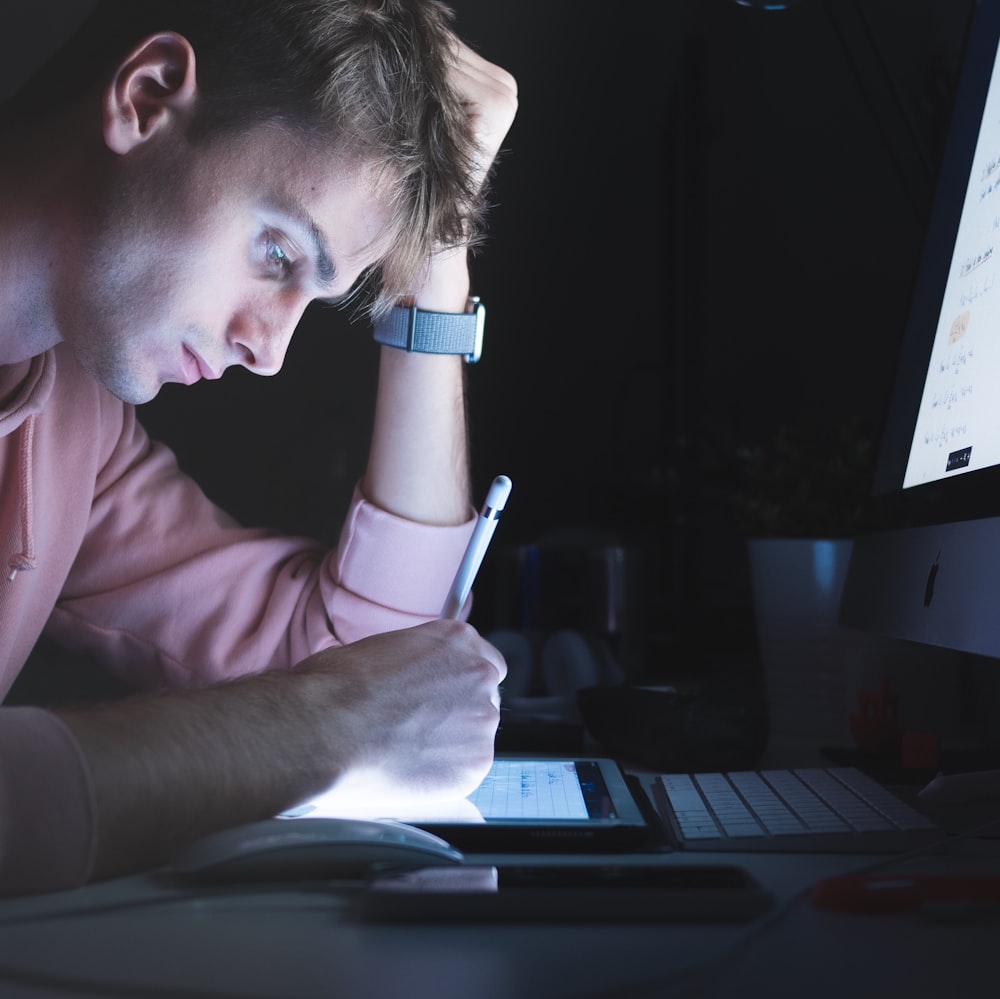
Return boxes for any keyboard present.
[652,767,941,852]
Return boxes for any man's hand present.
[397,39,516,307]
[294,619,507,805]
[450,38,519,205]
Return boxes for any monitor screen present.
[900,7,1000,492]
[841,0,1000,659]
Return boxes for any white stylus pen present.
[441,474,513,620]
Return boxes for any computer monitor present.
[840,0,1000,667]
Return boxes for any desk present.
[0,774,997,999]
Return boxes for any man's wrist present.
[373,297,485,364]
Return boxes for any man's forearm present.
[362,247,473,526]
[54,620,506,885]
[56,668,334,881]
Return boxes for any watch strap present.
[372,297,484,363]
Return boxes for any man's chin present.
[99,372,164,407]
[66,343,165,405]
[107,381,162,406]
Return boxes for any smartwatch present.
[372,296,485,364]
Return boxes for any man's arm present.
[361,42,518,526]
[56,619,504,883]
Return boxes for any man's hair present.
[6,0,484,316]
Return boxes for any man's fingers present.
[447,38,518,175]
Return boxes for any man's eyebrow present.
[268,197,337,291]
[303,216,337,290]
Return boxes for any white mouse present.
[918,769,1000,805]
[169,817,464,883]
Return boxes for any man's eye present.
[264,235,293,278]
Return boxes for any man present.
[0,0,516,896]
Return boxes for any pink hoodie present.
[0,344,475,896]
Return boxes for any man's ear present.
[103,32,197,155]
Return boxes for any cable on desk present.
[574,812,1000,999]
[0,966,271,999]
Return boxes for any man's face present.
[57,124,391,404]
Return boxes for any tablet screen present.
[279,757,649,851]
[469,760,608,820]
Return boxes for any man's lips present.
[182,346,221,383]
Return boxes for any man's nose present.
[227,301,305,376]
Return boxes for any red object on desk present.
[811,874,1000,912]
[849,679,901,757]
[900,730,941,772]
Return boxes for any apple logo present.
[924,553,940,608]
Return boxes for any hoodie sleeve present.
[0,707,96,897]
[44,400,475,691]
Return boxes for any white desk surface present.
[0,757,998,999]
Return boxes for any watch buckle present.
[467,296,485,364]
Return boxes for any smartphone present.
[355,863,773,923]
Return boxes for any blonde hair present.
[10,0,484,316]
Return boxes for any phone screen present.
[356,864,773,923]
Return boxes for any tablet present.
[280,757,651,852]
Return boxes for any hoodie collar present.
[0,350,56,438]
[1,351,55,580]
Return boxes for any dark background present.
[0,0,979,683]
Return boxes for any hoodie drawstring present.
[8,415,37,581]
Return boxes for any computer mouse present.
[918,770,1000,805]
[169,817,465,884]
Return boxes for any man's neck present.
[0,114,84,365]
